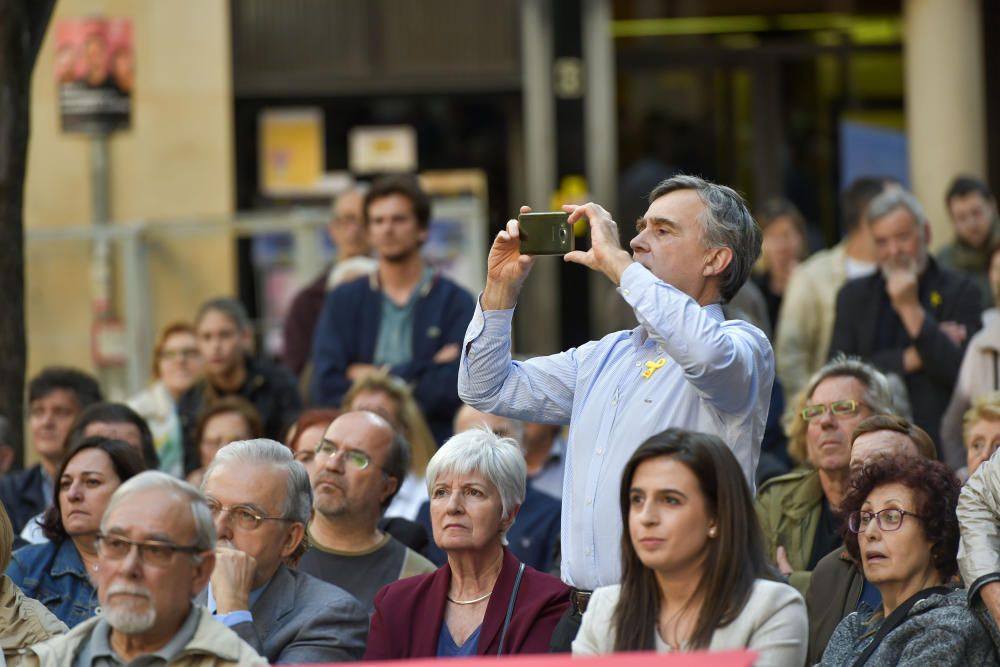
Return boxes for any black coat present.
[828,257,982,448]
[177,356,302,474]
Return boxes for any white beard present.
[103,584,157,633]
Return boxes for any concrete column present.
[904,0,986,248]
[518,0,560,354]
[582,0,620,337]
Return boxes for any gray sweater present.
[815,589,998,667]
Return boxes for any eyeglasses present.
[160,348,200,361]
[848,508,924,533]
[314,440,374,470]
[96,534,203,567]
[205,498,291,531]
[801,399,866,421]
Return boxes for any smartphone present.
[517,212,574,255]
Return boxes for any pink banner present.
[295,650,757,667]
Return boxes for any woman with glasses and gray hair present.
[817,455,996,666]
[365,427,570,659]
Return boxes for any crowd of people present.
[1,170,999,666]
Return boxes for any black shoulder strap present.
[850,586,953,667]
[496,563,526,656]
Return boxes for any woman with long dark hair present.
[573,429,806,663]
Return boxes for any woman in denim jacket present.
[5,436,145,627]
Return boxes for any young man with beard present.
[310,176,475,444]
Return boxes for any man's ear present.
[922,221,932,248]
[190,551,216,598]
[703,246,733,278]
[280,522,307,560]
[380,475,400,506]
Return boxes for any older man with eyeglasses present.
[754,355,897,595]
[27,471,266,665]
[198,438,368,664]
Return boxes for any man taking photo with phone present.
[458,174,774,650]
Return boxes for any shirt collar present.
[86,604,201,664]
[51,538,89,578]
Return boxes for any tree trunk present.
[0,0,56,467]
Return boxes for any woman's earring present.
[708,528,717,538]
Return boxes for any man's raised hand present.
[482,206,536,310]
[563,202,633,285]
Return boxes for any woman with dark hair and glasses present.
[573,429,806,663]
[818,456,996,666]
[6,436,146,627]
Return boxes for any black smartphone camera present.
[517,212,574,255]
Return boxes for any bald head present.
[850,429,920,470]
[454,404,523,444]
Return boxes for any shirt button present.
[596,448,604,456]
[585,497,593,505]
[622,289,630,296]
[585,547,593,557]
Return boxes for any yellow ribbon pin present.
[930,291,942,307]
[642,358,667,379]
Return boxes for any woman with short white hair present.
[365,427,569,658]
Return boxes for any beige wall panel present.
[25,0,234,385]
[904,0,987,249]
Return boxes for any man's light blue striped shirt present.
[458,262,774,590]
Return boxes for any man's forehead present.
[105,490,194,539]
[327,413,392,451]
[204,460,288,504]
[642,189,706,230]
[853,430,915,456]
[871,206,918,232]
[31,389,80,408]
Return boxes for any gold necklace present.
[447,591,492,605]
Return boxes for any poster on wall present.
[259,108,326,196]
[55,17,133,134]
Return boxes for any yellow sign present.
[260,108,324,195]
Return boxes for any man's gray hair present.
[804,354,901,417]
[648,174,761,303]
[866,187,927,230]
[425,427,526,546]
[203,438,312,525]
[101,471,216,553]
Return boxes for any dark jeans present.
[549,605,583,653]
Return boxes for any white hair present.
[425,427,526,545]
[866,188,927,230]
[203,438,312,525]
[101,471,215,554]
